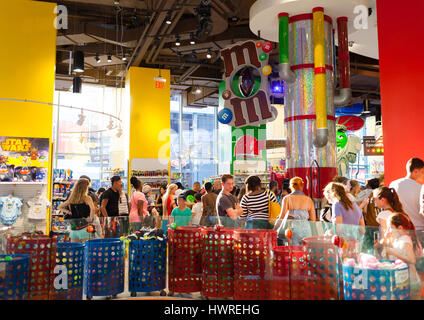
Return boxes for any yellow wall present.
[0,0,57,232]
[127,67,171,168]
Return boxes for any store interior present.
[0,0,423,301]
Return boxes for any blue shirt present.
[171,207,192,227]
[0,196,23,226]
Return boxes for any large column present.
[126,67,171,187]
[0,0,57,232]
[377,0,424,184]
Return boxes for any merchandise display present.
[0,195,23,226]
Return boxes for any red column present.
[377,0,424,184]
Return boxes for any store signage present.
[363,136,384,156]
[219,40,278,128]
[155,80,165,89]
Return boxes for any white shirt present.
[27,196,51,220]
[389,178,424,231]
[191,202,203,225]
[376,210,393,226]
[420,185,424,214]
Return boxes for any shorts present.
[70,228,90,240]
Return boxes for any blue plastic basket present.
[343,262,410,300]
[52,243,84,300]
[0,254,29,300]
[128,239,167,293]
[83,238,125,297]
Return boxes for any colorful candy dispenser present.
[168,226,202,294]
[271,246,306,300]
[201,226,236,298]
[6,233,57,300]
[52,242,84,300]
[302,236,359,300]
[233,229,277,300]
[83,238,125,299]
[128,238,167,297]
[0,254,29,300]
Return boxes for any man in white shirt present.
[389,158,424,231]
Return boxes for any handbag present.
[267,190,282,224]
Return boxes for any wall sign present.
[219,40,278,128]
[363,136,384,156]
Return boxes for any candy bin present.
[201,226,236,299]
[0,254,29,300]
[271,246,306,300]
[343,259,410,300]
[6,233,57,300]
[83,238,125,299]
[128,238,167,297]
[52,242,84,300]
[168,226,202,295]
[233,229,277,300]
[302,236,359,300]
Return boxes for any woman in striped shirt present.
[240,175,277,229]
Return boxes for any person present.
[361,179,382,227]
[184,181,201,198]
[175,182,184,190]
[100,176,122,237]
[79,175,98,203]
[58,178,96,242]
[333,176,355,201]
[200,182,218,227]
[349,180,361,198]
[374,187,405,236]
[375,213,423,299]
[97,187,105,206]
[275,177,315,244]
[170,193,192,227]
[216,174,243,226]
[390,158,424,232]
[155,185,167,216]
[238,186,246,203]
[212,179,222,195]
[240,175,277,229]
[191,193,203,226]
[162,183,178,232]
[117,183,130,236]
[323,182,365,238]
[269,180,279,202]
[129,176,148,232]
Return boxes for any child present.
[376,212,423,299]
[170,193,192,227]
[373,187,404,236]
[191,193,203,226]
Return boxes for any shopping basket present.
[0,254,29,300]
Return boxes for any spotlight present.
[206,49,212,59]
[107,53,112,63]
[107,118,114,130]
[165,11,172,24]
[190,33,196,45]
[76,109,86,126]
[191,50,197,59]
[271,80,284,94]
[114,0,120,5]
[73,51,84,73]
[175,35,181,46]
[72,76,82,93]
[195,3,213,41]
[116,126,123,138]
[193,87,202,95]
[122,54,127,61]
[95,53,101,63]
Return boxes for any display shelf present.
[0,182,47,185]
[53,181,74,185]
[133,176,169,179]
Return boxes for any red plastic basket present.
[201,227,236,298]
[271,245,306,300]
[233,229,277,300]
[168,226,202,293]
[6,233,57,300]
[302,236,359,300]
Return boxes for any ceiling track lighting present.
[122,54,127,61]
[95,53,100,63]
[191,50,197,59]
[175,35,181,46]
[190,33,196,45]
[193,87,202,95]
[206,49,212,59]
[116,126,123,138]
[165,11,172,25]
[76,108,86,126]
[107,118,114,130]
[73,51,84,73]
[72,76,82,94]
[107,53,112,63]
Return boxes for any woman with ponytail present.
[375,212,423,299]
[373,187,405,236]
[162,184,178,233]
[129,176,148,231]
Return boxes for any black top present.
[65,203,90,219]
[157,195,163,216]
[101,188,120,217]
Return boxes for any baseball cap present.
[178,193,186,200]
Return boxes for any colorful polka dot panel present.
[128,239,167,293]
[271,246,307,300]
[343,265,410,300]
[201,227,236,298]
[83,238,125,297]
[302,236,359,300]
[6,234,57,300]
[168,227,203,293]
[0,254,29,300]
[53,242,84,300]
[233,229,277,300]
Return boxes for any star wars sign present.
[219,40,278,128]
